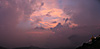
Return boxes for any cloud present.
[28,0,72,29]
[0,0,100,49]
[52,21,57,23]
[63,0,100,26]
[0,0,38,47]
[47,0,100,48]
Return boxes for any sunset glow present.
[29,1,70,28]
[0,0,100,49]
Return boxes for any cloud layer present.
[0,0,100,48]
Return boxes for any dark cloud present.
[63,18,69,23]
[50,24,100,48]
[34,27,45,30]
[63,0,100,26]
[0,0,37,48]
[45,11,53,17]
[52,21,57,23]
[41,2,44,6]
[50,0,100,46]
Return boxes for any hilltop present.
[76,35,100,49]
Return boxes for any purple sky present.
[0,0,100,48]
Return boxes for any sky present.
[0,0,100,48]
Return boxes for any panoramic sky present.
[0,0,100,48]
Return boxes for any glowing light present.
[29,0,78,29]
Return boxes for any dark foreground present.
[0,46,75,49]
[1,35,100,49]
[76,35,100,49]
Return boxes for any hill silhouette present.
[0,46,75,49]
[0,46,7,49]
[13,46,46,49]
[76,35,100,49]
